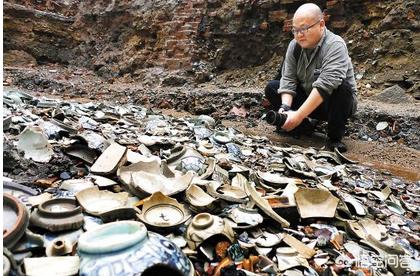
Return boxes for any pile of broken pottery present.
[3,89,419,276]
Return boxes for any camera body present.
[266,110,288,127]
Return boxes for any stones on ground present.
[371,84,410,104]
[376,121,389,131]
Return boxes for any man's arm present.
[280,93,293,111]
[278,40,300,102]
[282,87,323,131]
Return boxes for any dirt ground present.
[4,62,420,183]
[159,109,420,182]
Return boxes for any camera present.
[265,110,288,127]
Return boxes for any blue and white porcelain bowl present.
[78,221,193,276]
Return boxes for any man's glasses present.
[291,20,321,35]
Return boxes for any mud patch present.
[3,139,82,184]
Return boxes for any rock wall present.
[3,0,419,93]
[3,3,78,65]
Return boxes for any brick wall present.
[157,0,207,70]
[155,0,350,70]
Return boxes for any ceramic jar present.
[30,198,84,232]
[78,221,193,276]
[46,238,73,256]
[3,194,29,249]
[186,213,235,250]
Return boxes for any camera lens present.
[265,110,287,127]
[266,110,277,125]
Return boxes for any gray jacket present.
[279,28,357,112]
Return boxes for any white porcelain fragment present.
[24,256,80,276]
[75,186,129,216]
[90,143,127,175]
[18,126,53,163]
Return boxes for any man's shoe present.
[299,118,316,137]
[284,118,315,137]
[276,125,301,138]
[327,139,347,153]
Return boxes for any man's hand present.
[278,104,291,114]
[281,87,324,132]
[281,110,304,131]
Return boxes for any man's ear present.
[320,19,325,28]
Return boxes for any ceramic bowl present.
[137,192,191,231]
[294,188,339,219]
[99,207,139,223]
[283,155,317,178]
[75,186,129,216]
[78,221,194,276]
[185,184,217,212]
[257,171,291,187]
[185,213,235,250]
[207,181,248,203]
[118,159,193,198]
[131,169,194,198]
[212,131,231,144]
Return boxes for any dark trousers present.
[264,80,355,141]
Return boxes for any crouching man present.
[265,3,357,152]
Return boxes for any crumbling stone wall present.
[3,0,419,91]
[3,3,78,66]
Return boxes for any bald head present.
[292,3,325,49]
[293,3,323,22]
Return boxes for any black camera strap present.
[274,43,302,81]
